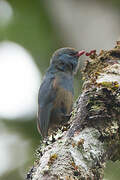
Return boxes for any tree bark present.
[27,42,120,180]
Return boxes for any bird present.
[37,47,85,137]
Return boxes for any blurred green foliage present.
[104,161,120,180]
[1,0,61,72]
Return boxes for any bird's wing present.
[37,75,56,137]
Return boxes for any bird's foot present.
[61,114,71,124]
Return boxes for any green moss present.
[83,45,120,92]
[83,52,108,84]
[98,81,119,91]
[90,105,103,112]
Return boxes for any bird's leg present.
[43,136,49,145]
[60,113,72,124]
[51,134,56,143]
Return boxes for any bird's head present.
[50,47,85,74]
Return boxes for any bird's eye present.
[69,52,78,56]
[60,62,65,66]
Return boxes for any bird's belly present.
[50,87,73,125]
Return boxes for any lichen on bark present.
[27,42,120,180]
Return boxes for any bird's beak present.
[76,50,85,57]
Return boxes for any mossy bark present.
[27,42,120,180]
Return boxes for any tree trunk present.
[27,42,120,180]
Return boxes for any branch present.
[27,42,120,180]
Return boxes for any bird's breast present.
[53,86,73,114]
[52,73,74,114]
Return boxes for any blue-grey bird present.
[37,48,85,137]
